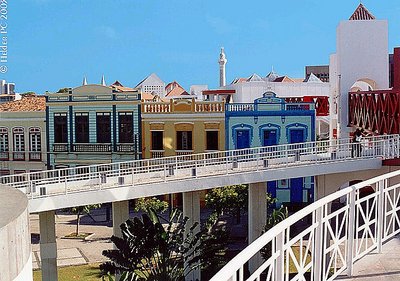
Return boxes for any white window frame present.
[29,127,41,152]
[0,127,8,152]
[13,127,25,152]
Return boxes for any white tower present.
[218,47,227,87]
[101,75,106,86]
[331,3,388,138]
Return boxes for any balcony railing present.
[116,143,136,152]
[12,151,25,161]
[72,143,112,153]
[0,151,9,160]
[29,152,42,161]
[141,99,225,114]
[175,150,193,156]
[53,143,69,152]
[226,102,315,112]
[150,150,165,158]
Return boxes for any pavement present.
[30,206,244,270]
[30,206,115,270]
[337,235,400,281]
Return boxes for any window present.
[206,131,218,150]
[54,113,68,143]
[177,131,192,150]
[29,128,41,152]
[75,113,89,143]
[151,131,163,150]
[29,128,41,161]
[119,112,133,143]
[0,127,8,153]
[13,127,25,160]
[96,113,111,143]
[13,127,25,152]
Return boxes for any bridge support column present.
[183,191,201,281]
[112,200,130,239]
[248,182,267,273]
[39,210,58,281]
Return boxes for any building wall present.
[227,82,329,103]
[141,99,225,158]
[225,93,316,207]
[0,111,46,175]
[336,20,389,137]
[47,85,141,168]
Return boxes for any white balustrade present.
[0,135,399,202]
[210,169,400,281]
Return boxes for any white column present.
[248,182,267,273]
[183,191,201,281]
[39,210,58,281]
[112,201,130,239]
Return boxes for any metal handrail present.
[210,169,400,281]
[0,134,399,201]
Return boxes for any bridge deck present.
[338,235,400,280]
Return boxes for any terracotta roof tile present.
[0,96,46,112]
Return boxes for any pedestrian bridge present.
[210,168,400,281]
[0,135,399,213]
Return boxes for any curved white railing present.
[0,134,399,200]
[210,170,400,281]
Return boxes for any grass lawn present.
[33,264,103,281]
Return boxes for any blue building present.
[225,91,316,208]
[46,81,141,169]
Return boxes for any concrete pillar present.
[39,210,58,281]
[112,200,130,239]
[248,182,267,273]
[183,191,201,281]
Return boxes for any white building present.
[329,4,389,138]
[225,72,329,103]
[189,84,208,100]
[135,73,166,97]
[0,80,17,104]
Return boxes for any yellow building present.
[141,98,225,158]
[0,96,47,175]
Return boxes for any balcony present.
[175,150,193,156]
[150,150,165,158]
[116,143,136,152]
[53,143,69,152]
[12,151,25,161]
[0,151,9,160]
[29,152,42,161]
[72,143,112,153]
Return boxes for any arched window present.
[0,127,9,160]
[29,127,41,152]
[13,127,25,160]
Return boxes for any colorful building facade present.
[141,98,225,158]
[0,96,47,175]
[46,83,141,169]
[225,91,316,208]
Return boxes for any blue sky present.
[3,0,400,94]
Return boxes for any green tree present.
[69,204,101,236]
[260,205,289,260]
[134,197,168,214]
[21,91,36,97]
[205,184,248,224]
[57,87,70,93]
[101,208,227,281]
